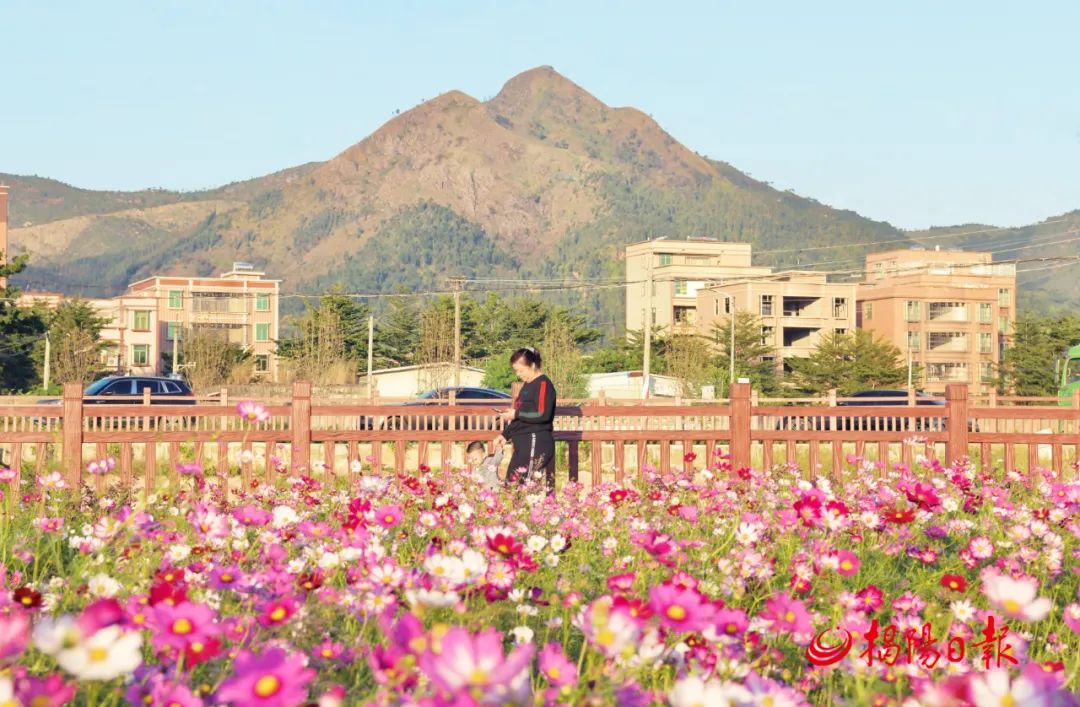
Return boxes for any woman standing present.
[495,347,557,492]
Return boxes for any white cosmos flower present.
[459,549,488,584]
[968,669,1042,707]
[32,615,83,656]
[272,505,299,528]
[87,573,121,598]
[982,573,1052,622]
[56,625,143,681]
[510,625,534,645]
[526,535,548,553]
[668,675,751,707]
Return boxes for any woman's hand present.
[493,435,506,449]
[498,408,516,423]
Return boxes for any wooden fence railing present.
[1,383,1077,494]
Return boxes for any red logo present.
[805,628,853,667]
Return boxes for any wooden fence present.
[1,383,1077,495]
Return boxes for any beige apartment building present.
[625,239,771,333]
[698,271,857,372]
[856,248,1015,395]
[19,263,281,382]
[119,263,281,379]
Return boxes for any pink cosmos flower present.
[86,457,116,476]
[216,648,315,707]
[538,642,576,688]
[713,608,749,639]
[237,400,270,424]
[12,673,76,707]
[76,599,126,636]
[649,583,715,633]
[0,610,30,660]
[856,585,884,613]
[1063,603,1080,635]
[759,591,813,636]
[418,626,535,702]
[835,550,860,577]
[375,505,404,528]
[148,601,220,651]
[232,506,272,526]
[151,680,204,707]
[982,572,1052,622]
[257,597,298,628]
[607,573,636,593]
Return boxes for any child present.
[466,440,503,487]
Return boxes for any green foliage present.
[308,201,519,294]
[247,189,283,219]
[279,289,372,365]
[292,208,348,251]
[995,313,1080,395]
[0,255,48,392]
[787,330,912,395]
[34,299,110,390]
[709,311,781,396]
[373,294,420,368]
[481,355,516,391]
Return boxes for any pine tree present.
[0,255,48,392]
[788,330,910,395]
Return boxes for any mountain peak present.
[487,66,604,120]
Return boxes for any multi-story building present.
[117,263,281,379]
[625,239,771,333]
[19,263,281,382]
[697,271,858,372]
[856,248,1015,395]
[0,184,9,288]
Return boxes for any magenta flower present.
[0,610,30,660]
[1064,603,1080,635]
[835,550,860,577]
[237,400,270,423]
[648,583,715,633]
[607,573,636,593]
[232,506,272,527]
[538,642,576,687]
[152,680,204,707]
[713,608,749,638]
[216,648,315,707]
[76,598,126,636]
[418,626,535,701]
[759,591,813,636]
[257,597,298,627]
[375,505,404,528]
[148,601,220,651]
[12,673,76,707]
[209,566,245,591]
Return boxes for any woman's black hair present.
[509,347,542,368]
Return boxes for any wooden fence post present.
[292,381,312,473]
[730,382,751,471]
[945,384,968,465]
[62,382,84,486]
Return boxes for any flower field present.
[0,406,1078,705]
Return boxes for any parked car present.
[38,376,196,405]
[360,387,511,431]
[776,390,962,432]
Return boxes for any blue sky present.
[1,0,1077,229]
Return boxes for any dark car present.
[39,376,196,405]
[777,390,949,432]
[361,387,511,431]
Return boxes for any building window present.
[833,297,848,318]
[167,322,181,341]
[998,288,1010,306]
[928,331,967,351]
[835,328,847,336]
[907,331,920,351]
[928,302,967,321]
[132,310,150,331]
[673,306,695,324]
[862,302,872,320]
[978,332,992,354]
[255,355,270,373]
[999,316,1009,333]
[674,281,688,296]
[926,362,968,383]
[980,361,994,382]
[760,326,774,345]
[979,303,993,323]
[713,299,719,316]
[905,301,920,322]
[168,290,183,309]
[255,323,270,342]
[760,295,774,317]
[256,292,270,311]
[132,345,150,366]
[658,253,672,266]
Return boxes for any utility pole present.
[907,346,913,389]
[642,256,654,399]
[172,323,180,376]
[43,332,51,392]
[452,279,463,389]
[366,314,374,400]
[727,294,735,393]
